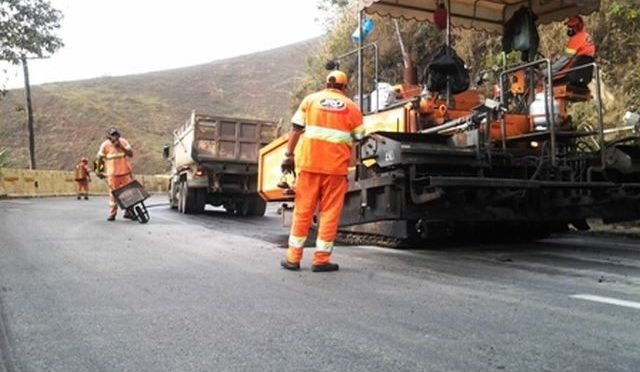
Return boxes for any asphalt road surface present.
[1,196,639,372]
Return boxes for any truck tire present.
[179,180,206,215]
[169,180,178,209]
[192,188,207,214]
[247,195,267,217]
[178,180,187,213]
[179,180,195,214]
[232,195,266,217]
[236,201,250,217]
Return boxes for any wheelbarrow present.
[111,179,151,224]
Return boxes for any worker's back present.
[294,88,363,176]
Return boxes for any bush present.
[0,148,7,168]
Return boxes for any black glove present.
[281,155,295,174]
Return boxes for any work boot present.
[107,215,116,221]
[311,263,339,272]
[280,259,300,271]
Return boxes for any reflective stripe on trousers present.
[315,238,333,253]
[288,235,307,249]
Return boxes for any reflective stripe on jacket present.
[291,88,363,175]
[564,30,595,58]
[98,137,132,176]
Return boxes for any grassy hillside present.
[0,38,320,174]
[4,1,636,175]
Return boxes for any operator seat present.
[552,60,593,130]
[553,84,591,104]
[552,55,595,103]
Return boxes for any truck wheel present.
[191,188,207,214]
[179,180,195,214]
[178,180,187,214]
[180,181,205,215]
[236,201,250,216]
[169,180,178,209]
[247,195,267,217]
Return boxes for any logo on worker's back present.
[319,98,346,111]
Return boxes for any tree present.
[0,0,64,72]
[294,0,438,110]
[1,0,63,169]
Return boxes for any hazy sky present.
[1,0,327,89]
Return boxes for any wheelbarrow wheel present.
[135,204,150,224]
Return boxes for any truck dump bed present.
[174,111,278,168]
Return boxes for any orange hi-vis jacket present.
[74,162,89,181]
[564,29,596,61]
[97,137,133,176]
[291,88,364,176]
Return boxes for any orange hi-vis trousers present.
[286,171,348,266]
[75,180,89,197]
[108,173,133,217]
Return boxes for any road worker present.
[551,15,596,86]
[97,127,134,221]
[280,70,364,272]
[74,157,91,200]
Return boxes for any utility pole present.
[21,54,36,169]
[358,10,363,110]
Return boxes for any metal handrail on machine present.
[499,58,555,164]
[550,62,605,168]
[498,59,604,168]
[336,42,379,113]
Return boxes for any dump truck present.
[258,0,640,247]
[164,110,279,216]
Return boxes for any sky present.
[1,0,327,89]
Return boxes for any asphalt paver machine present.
[259,0,640,246]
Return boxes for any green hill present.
[0,38,321,174]
[3,0,638,176]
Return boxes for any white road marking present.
[570,294,640,310]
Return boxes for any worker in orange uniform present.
[551,15,596,86]
[280,70,364,272]
[74,157,91,200]
[97,127,134,221]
